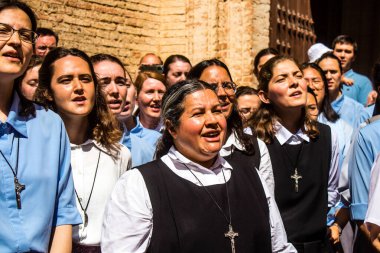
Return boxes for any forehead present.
[199,65,231,82]
[334,42,354,50]
[272,59,300,75]
[183,89,219,107]
[169,61,191,71]
[94,60,125,76]
[237,94,260,104]
[53,55,91,74]
[0,7,32,29]
[141,55,161,65]
[142,78,165,88]
[303,67,321,78]
[36,35,57,45]
[319,58,340,70]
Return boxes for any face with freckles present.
[168,89,227,168]
[259,59,307,114]
[93,60,128,115]
[199,65,235,118]
[0,7,34,81]
[50,55,95,120]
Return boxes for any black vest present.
[138,147,271,253]
[266,123,331,243]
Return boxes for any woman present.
[253,47,279,78]
[187,59,295,251]
[17,54,43,100]
[235,86,261,126]
[316,52,370,129]
[102,80,295,253]
[251,55,340,252]
[163,54,192,87]
[300,62,353,168]
[306,87,319,120]
[35,48,131,252]
[134,70,167,131]
[0,1,81,252]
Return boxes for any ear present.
[258,90,271,104]
[165,119,177,139]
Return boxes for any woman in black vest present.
[101,79,295,252]
[251,55,340,253]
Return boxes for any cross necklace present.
[184,164,238,253]
[0,137,25,209]
[283,141,304,193]
[74,149,101,231]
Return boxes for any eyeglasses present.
[0,23,38,44]
[208,81,237,94]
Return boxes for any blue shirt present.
[342,69,373,106]
[365,104,375,117]
[331,94,370,129]
[318,114,353,170]
[0,94,81,252]
[348,119,380,221]
[120,118,161,167]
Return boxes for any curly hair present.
[34,47,122,156]
[251,55,319,144]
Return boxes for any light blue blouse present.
[342,69,373,106]
[120,118,161,167]
[0,93,81,252]
[349,119,380,221]
[331,94,370,129]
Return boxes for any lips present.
[3,50,21,62]
[290,90,302,97]
[72,96,87,105]
[108,99,123,109]
[149,103,161,113]
[201,130,221,142]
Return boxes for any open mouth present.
[290,90,302,97]
[3,51,21,62]
[72,96,87,104]
[150,103,161,112]
[202,130,221,141]
[108,99,123,109]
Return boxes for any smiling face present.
[169,89,227,168]
[137,78,166,122]
[50,55,95,120]
[260,59,307,114]
[94,60,128,115]
[20,64,40,100]
[0,7,34,82]
[166,60,191,87]
[199,65,235,118]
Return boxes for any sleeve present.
[53,121,82,226]
[101,169,153,253]
[365,153,380,228]
[257,138,275,196]
[358,76,373,106]
[119,145,132,176]
[256,172,297,253]
[349,130,374,221]
[328,130,340,208]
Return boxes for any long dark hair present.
[300,62,339,122]
[188,58,255,154]
[156,79,215,158]
[1,0,38,117]
[252,55,319,144]
[34,47,122,154]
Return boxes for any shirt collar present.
[274,121,309,145]
[6,92,28,137]
[331,94,344,112]
[167,146,233,173]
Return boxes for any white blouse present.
[71,140,131,246]
[101,146,296,253]
[365,153,380,232]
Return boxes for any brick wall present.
[28,0,270,87]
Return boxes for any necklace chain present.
[0,137,20,177]
[183,163,232,226]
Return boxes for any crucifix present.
[225,224,239,253]
[14,177,25,209]
[290,168,302,192]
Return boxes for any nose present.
[152,91,160,101]
[179,74,186,82]
[107,82,119,96]
[205,111,218,128]
[73,79,84,94]
[326,71,332,79]
[7,30,22,46]
[216,83,228,97]
[289,76,299,88]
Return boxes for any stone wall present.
[28,0,270,86]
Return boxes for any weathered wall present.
[28,0,270,86]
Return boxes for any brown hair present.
[34,47,122,156]
[250,55,319,144]
[134,70,166,95]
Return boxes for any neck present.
[0,80,15,122]
[121,116,136,131]
[139,113,159,130]
[61,115,90,145]
[329,89,342,102]
[277,108,303,134]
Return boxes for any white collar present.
[274,122,310,145]
[167,146,233,173]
